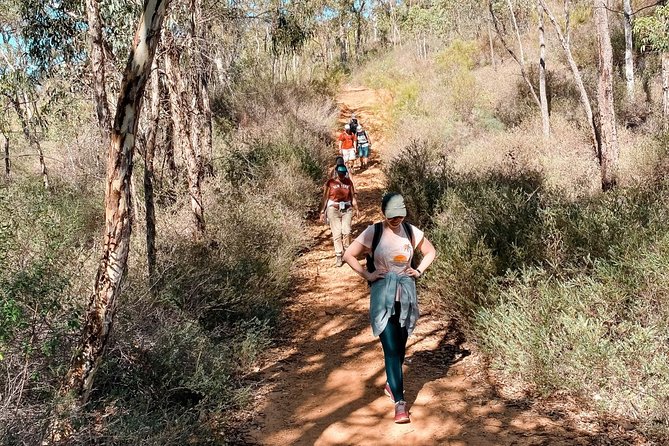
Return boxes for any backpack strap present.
[366,222,384,275]
[366,221,418,279]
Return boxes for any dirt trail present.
[247,85,637,445]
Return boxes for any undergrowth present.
[386,137,669,440]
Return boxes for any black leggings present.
[379,301,408,402]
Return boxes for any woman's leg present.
[341,209,353,251]
[326,206,343,257]
[379,307,409,402]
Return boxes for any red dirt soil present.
[243,86,649,446]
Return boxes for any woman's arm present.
[343,241,385,282]
[405,236,436,278]
[319,183,330,223]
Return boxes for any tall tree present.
[164,40,206,239]
[623,0,635,98]
[538,1,550,138]
[10,92,49,189]
[85,0,111,142]
[506,0,525,64]
[2,132,9,178]
[62,0,169,406]
[143,60,161,287]
[595,0,619,190]
[0,31,51,189]
[540,0,598,158]
[489,0,540,107]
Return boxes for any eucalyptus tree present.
[0,28,51,188]
[489,0,540,107]
[539,0,598,159]
[61,0,170,415]
[623,0,635,98]
[537,1,549,138]
[594,0,619,190]
[86,0,111,143]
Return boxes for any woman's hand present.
[404,267,422,278]
[365,270,386,282]
[319,211,326,223]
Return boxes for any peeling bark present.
[64,0,169,404]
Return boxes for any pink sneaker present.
[394,400,410,424]
[384,382,394,402]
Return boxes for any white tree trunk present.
[507,0,525,64]
[490,0,540,107]
[663,51,669,130]
[540,0,598,158]
[487,19,497,70]
[623,0,634,98]
[538,2,550,138]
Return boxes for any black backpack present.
[365,221,418,280]
[349,118,358,133]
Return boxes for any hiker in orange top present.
[319,164,359,267]
[338,124,357,172]
[342,193,436,424]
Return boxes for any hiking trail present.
[245,85,645,446]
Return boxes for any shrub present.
[384,139,452,227]
[0,179,101,441]
[416,161,669,439]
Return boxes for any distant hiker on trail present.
[349,113,359,134]
[338,124,357,171]
[342,193,436,424]
[355,124,371,170]
[320,164,359,267]
[330,156,355,184]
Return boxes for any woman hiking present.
[320,164,359,267]
[342,193,436,423]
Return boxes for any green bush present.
[384,139,452,227]
[0,179,101,441]
[401,144,669,438]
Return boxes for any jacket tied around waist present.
[369,272,420,337]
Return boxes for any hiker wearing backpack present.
[319,164,359,267]
[349,113,359,134]
[342,193,436,424]
[338,124,357,171]
[355,124,371,170]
